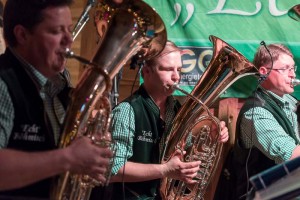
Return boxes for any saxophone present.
[51,0,167,199]
[160,35,258,200]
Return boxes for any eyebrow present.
[281,64,295,69]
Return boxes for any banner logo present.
[180,46,213,86]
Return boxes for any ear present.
[259,66,269,75]
[13,25,30,45]
[142,66,151,76]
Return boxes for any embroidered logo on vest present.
[13,124,45,142]
[138,130,154,143]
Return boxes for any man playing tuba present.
[0,0,113,199]
[109,40,229,200]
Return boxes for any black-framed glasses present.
[266,66,297,73]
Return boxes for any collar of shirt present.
[266,90,297,111]
[9,47,66,97]
[46,75,67,98]
[259,86,297,110]
[144,90,177,119]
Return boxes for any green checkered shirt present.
[240,89,299,164]
[0,48,68,147]
[110,94,178,175]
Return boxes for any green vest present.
[215,88,298,200]
[238,88,298,142]
[112,85,180,200]
[0,49,72,199]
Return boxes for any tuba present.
[160,35,258,200]
[51,0,166,199]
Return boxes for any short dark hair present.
[3,0,74,47]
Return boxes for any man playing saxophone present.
[109,41,229,199]
[0,0,113,199]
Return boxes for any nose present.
[172,69,180,82]
[289,70,296,78]
[62,30,73,47]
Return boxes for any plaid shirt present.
[110,93,178,175]
[240,89,299,164]
[0,48,68,147]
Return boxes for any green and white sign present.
[144,0,300,99]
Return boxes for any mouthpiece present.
[64,48,74,58]
[63,48,92,66]
[165,83,213,118]
[165,83,184,93]
[291,79,300,87]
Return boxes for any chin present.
[167,90,175,96]
[163,88,172,96]
[286,88,294,94]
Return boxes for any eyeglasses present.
[266,66,297,73]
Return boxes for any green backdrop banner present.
[143,0,300,99]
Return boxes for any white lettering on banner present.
[207,0,288,16]
[181,74,202,83]
[207,0,261,15]
[269,0,287,16]
[181,48,213,74]
[171,3,181,26]
[171,0,289,26]
[183,3,194,26]
[171,3,194,27]
[181,49,196,73]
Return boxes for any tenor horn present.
[51,0,166,199]
[160,35,258,200]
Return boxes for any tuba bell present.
[160,35,258,200]
[51,0,166,199]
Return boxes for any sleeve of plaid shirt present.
[110,102,135,175]
[0,78,14,148]
[240,107,298,164]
